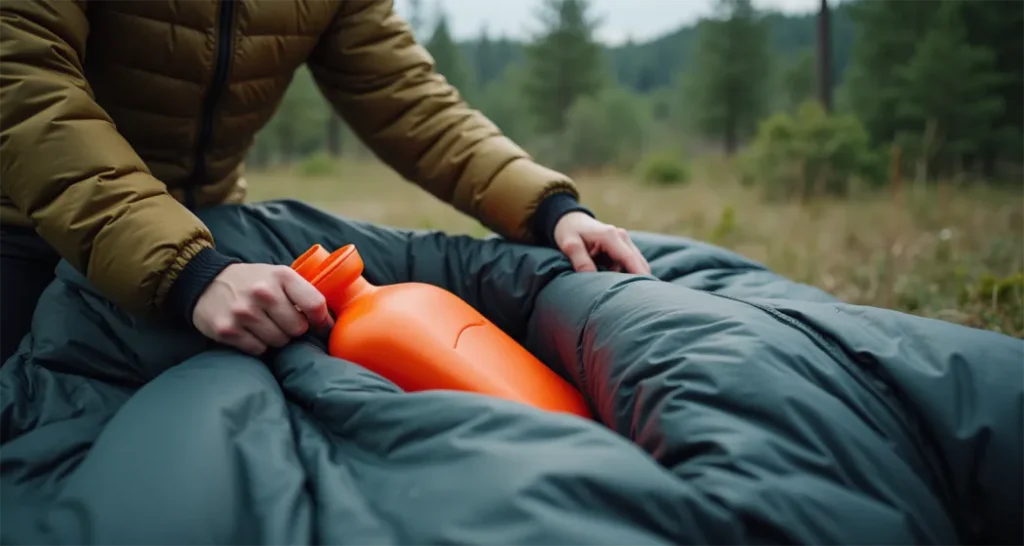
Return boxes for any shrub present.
[300,152,337,178]
[638,151,690,186]
[740,100,883,200]
[556,87,651,172]
[960,273,1024,310]
[709,205,737,244]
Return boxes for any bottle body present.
[292,244,592,418]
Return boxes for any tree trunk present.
[817,0,832,112]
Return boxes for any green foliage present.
[842,0,1019,177]
[603,4,856,94]
[741,101,882,200]
[638,152,690,186]
[254,66,332,163]
[245,0,1022,197]
[959,0,1024,167]
[472,26,496,87]
[461,33,523,90]
[685,0,773,154]
[709,205,737,244]
[299,152,338,178]
[426,11,475,97]
[959,273,1024,334]
[522,0,607,135]
[894,1,1005,176]
[842,0,937,140]
[476,64,534,144]
[780,50,816,112]
[534,86,650,172]
[961,272,1024,306]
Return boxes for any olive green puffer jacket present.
[0,0,578,316]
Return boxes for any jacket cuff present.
[530,192,595,248]
[166,247,241,323]
[474,159,579,243]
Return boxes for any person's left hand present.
[552,212,652,275]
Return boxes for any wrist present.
[531,192,595,247]
[166,247,241,324]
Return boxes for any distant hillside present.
[458,2,855,94]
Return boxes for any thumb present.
[560,235,597,273]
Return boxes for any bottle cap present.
[291,244,331,282]
[310,244,365,297]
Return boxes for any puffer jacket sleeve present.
[0,0,215,316]
[307,0,579,243]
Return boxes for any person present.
[0,0,651,363]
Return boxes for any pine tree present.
[841,0,939,144]
[686,0,772,154]
[473,24,497,88]
[522,0,605,135]
[843,0,1014,176]
[958,0,1023,170]
[425,9,474,98]
[267,66,329,160]
[895,0,1004,176]
[782,51,816,112]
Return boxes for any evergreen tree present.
[492,34,522,78]
[841,0,939,144]
[782,50,816,112]
[522,0,606,135]
[425,8,475,98]
[473,24,498,87]
[895,0,1005,176]
[266,66,330,160]
[959,0,1024,169]
[685,0,772,154]
[477,64,534,144]
[843,0,1016,176]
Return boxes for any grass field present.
[246,157,1024,338]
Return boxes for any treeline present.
[453,4,857,97]
[249,0,1023,195]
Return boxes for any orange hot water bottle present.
[291,244,592,418]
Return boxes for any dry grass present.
[246,157,1024,337]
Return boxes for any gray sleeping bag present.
[2,199,1021,545]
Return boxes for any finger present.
[243,309,292,348]
[603,234,649,275]
[619,230,652,274]
[624,238,652,275]
[228,296,290,348]
[252,280,309,338]
[560,235,597,272]
[278,267,334,328]
[220,326,268,356]
[614,229,651,274]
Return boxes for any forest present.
[243,0,1023,336]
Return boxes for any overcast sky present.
[394,0,821,45]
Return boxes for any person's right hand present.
[192,263,334,356]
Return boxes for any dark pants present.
[1,226,60,364]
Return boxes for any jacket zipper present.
[188,0,237,209]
